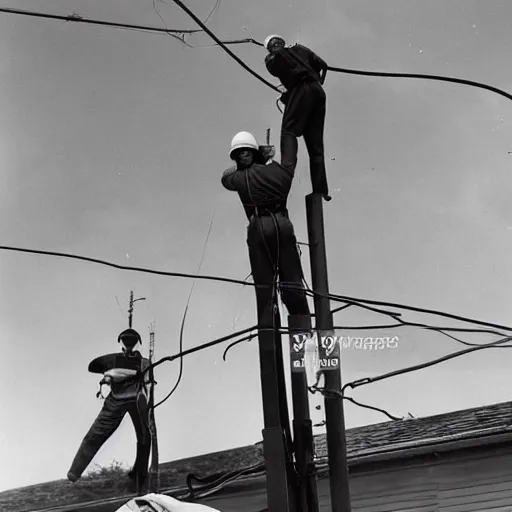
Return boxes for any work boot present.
[67,471,78,483]
[309,156,330,199]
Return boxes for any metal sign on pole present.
[306,193,352,512]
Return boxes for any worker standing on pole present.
[263,35,331,201]
[67,329,151,493]
[221,131,311,329]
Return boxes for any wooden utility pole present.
[147,325,160,493]
[288,314,319,512]
[306,193,352,512]
[128,290,146,328]
[257,309,297,512]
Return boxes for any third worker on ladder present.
[264,35,331,201]
[221,131,311,330]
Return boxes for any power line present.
[203,0,221,26]
[0,6,201,35]
[0,244,256,288]
[166,0,512,102]
[342,334,512,393]
[302,287,512,334]
[222,333,258,361]
[309,385,403,422]
[3,244,512,341]
[141,325,257,377]
[3,5,511,105]
[168,0,279,92]
[326,65,512,103]
[153,212,216,409]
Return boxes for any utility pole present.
[288,314,319,512]
[253,129,297,510]
[147,324,160,493]
[306,193,352,512]
[257,307,297,512]
[128,290,146,328]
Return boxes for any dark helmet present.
[118,328,142,349]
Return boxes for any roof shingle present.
[3,400,512,511]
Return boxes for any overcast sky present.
[1,0,512,492]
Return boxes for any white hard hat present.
[264,34,285,49]
[229,131,259,160]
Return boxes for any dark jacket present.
[221,161,294,220]
[265,44,327,90]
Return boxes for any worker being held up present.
[264,35,331,201]
[221,131,311,330]
[67,328,151,492]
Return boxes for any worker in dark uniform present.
[221,131,311,329]
[264,35,331,200]
[67,329,151,492]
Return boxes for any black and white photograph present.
[1,1,512,511]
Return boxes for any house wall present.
[202,443,512,512]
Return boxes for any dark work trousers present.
[247,211,311,329]
[281,80,328,196]
[68,392,150,486]
[247,211,311,454]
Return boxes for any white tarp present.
[115,493,222,512]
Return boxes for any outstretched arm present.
[88,354,116,374]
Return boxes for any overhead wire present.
[326,65,512,102]
[4,5,512,104]
[203,0,221,25]
[0,245,257,288]
[222,333,258,361]
[168,0,279,92]
[298,285,512,334]
[342,335,512,394]
[153,212,216,409]
[151,0,193,47]
[4,245,512,350]
[0,6,201,35]
[140,325,258,377]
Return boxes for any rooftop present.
[3,399,512,512]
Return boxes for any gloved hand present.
[100,375,112,386]
[258,145,276,163]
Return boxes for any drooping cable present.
[300,286,512,334]
[0,245,256,288]
[342,335,512,393]
[140,325,257,377]
[153,212,216,410]
[222,333,258,361]
[168,0,279,92]
[326,65,512,102]
[0,6,201,35]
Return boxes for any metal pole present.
[148,326,160,493]
[288,314,319,512]
[128,291,134,328]
[306,193,352,512]
[257,305,297,512]
[128,290,146,329]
